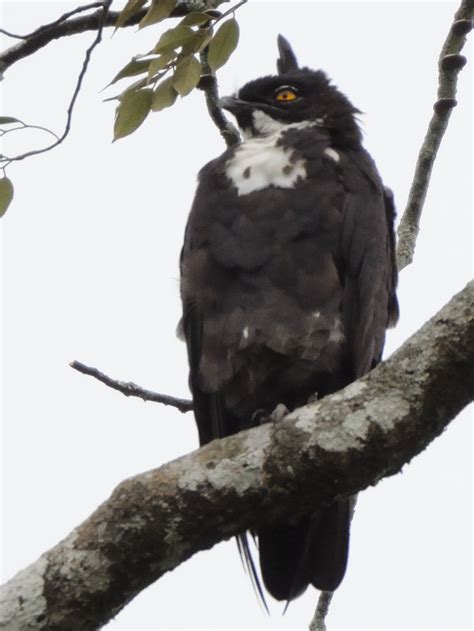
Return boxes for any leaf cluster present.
[112,0,240,140]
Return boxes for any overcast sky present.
[1,1,472,630]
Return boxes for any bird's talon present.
[252,409,271,426]
[270,403,290,423]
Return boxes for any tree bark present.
[1,282,472,631]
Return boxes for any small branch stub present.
[433,97,457,114]
[440,53,467,70]
[451,18,473,36]
[70,360,193,413]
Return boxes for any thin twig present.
[199,51,240,148]
[0,2,231,74]
[309,591,334,631]
[0,7,141,74]
[396,1,472,271]
[197,0,246,147]
[0,120,59,141]
[0,28,26,40]
[17,2,106,40]
[0,1,112,165]
[213,0,247,24]
[70,360,193,413]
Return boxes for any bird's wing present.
[339,149,399,378]
[180,227,228,445]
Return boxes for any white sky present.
[1,2,472,630]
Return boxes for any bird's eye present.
[274,87,299,102]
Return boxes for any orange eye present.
[275,87,298,102]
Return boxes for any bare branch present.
[213,0,247,23]
[0,28,27,40]
[0,2,231,75]
[17,2,106,40]
[0,1,112,166]
[196,0,249,147]
[396,0,472,271]
[70,360,193,413]
[198,63,241,148]
[1,282,472,630]
[0,120,59,142]
[309,591,334,631]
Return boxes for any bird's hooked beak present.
[219,95,280,122]
[218,96,251,115]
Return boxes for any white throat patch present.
[225,110,315,197]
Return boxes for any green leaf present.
[151,77,178,111]
[110,58,151,85]
[194,28,213,53]
[207,18,239,72]
[147,51,176,78]
[173,55,201,96]
[104,76,149,103]
[181,27,212,55]
[115,0,147,28]
[140,0,176,28]
[0,116,21,125]
[179,11,212,27]
[113,88,152,140]
[0,177,14,218]
[153,25,198,54]
[122,77,148,94]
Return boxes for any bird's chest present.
[225,136,306,196]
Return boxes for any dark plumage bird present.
[179,35,398,603]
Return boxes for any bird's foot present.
[252,403,289,427]
[252,409,271,426]
[307,392,320,404]
[270,403,290,423]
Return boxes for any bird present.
[179,35,399,603]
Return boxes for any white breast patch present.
[225,110,310,196]
[226,137,306,196]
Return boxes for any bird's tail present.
[236,533,269,612]
[257,498,351,601]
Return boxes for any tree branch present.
[396,0,472,271]
[70,360,193,413]
[0,1,231,75]
[198,64,241,148]
[1,282,472,630]
[309,591,333,631]
[1,2,106,41]
[0,1,112,166]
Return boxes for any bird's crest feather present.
[277,34,299,74]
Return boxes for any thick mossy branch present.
[1,282,472,630]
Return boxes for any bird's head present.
[220,35,361,145]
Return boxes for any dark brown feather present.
[180,73,398,602]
